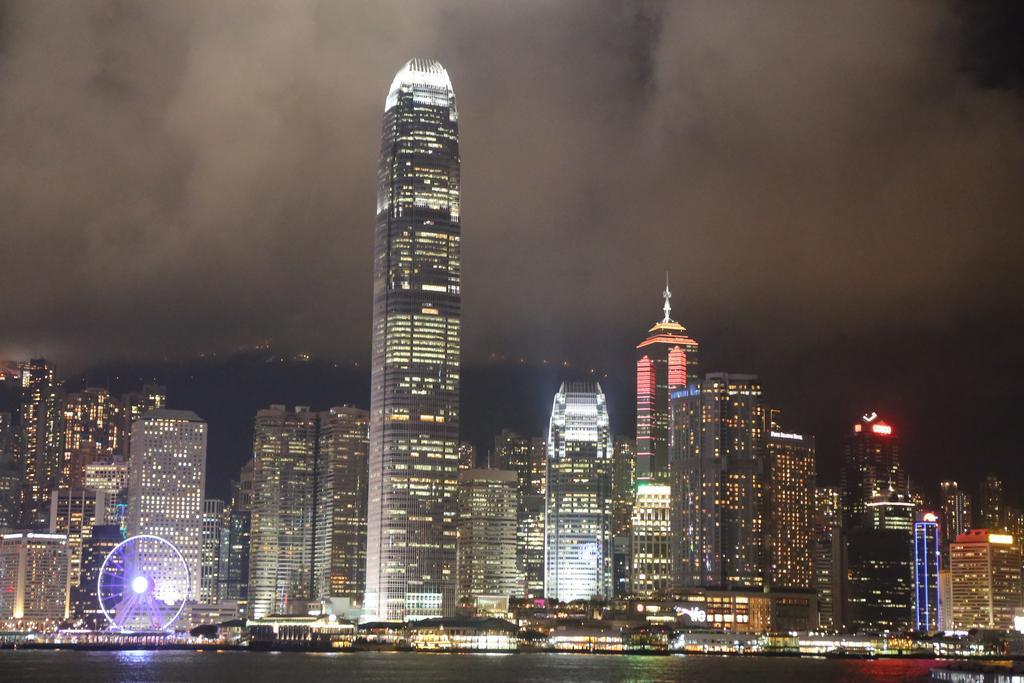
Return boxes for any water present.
[0,650,945,682]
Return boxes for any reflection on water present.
[0,650,945,682]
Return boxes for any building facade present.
[314,406,369,601]
[913,513,942,632]
[670,373,766,590]
[493,430,546,598]
[248,406,317,618]
[201,498,225,604]
[765,427,815,590]
[49,487,107,604]
[949,529,1023,630]
[630,482,672,597]
[0,532,68,622]
[940,481,973,551]
[545,382,613,602]
[18,359,61,528]
[456,469,520,600]
[126,409,207,603]
[364,58,462,622]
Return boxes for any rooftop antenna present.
[662,272,673,323]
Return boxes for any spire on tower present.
[662,272,672,323]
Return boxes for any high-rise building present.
[630,482,672,597]
[49,487,107,603]
[544,382,613,602]
[912,512,942,632]
[71,523,122,626]
[119,385,166,460]
[58,388,121,489]
[458,442,477,472]
[670,373,766,590]
[611,436,636,537]
[314,406,369,601]
[812,486,843,630]
[950,529,1023,630]
[840,413,906,529]
[126,409,207,603]
[0,456,21,533]
[201,499,225,604]
[0,532,68,622]
[635,279,699,481]
[977,475,1005,531]
[219,475,251,605]
[248,405,317,618]
[765,426,815,590]
[456,469,520,600]
[365,58,462,622]
[493,430,546,599]
[18,358,61,528]
[940,481,973,551]
[83,458,129,528]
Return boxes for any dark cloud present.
[2,2,1023,490]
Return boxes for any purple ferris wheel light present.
[97,534,190,632]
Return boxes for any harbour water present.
[0,650,948,682]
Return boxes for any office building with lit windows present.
[364,58,462,622]
[812,486,843,630]
[913,512,942,632]
[71,523,122,626]
[456,468,520,600]
[635,280,699,480]
[950,529,1023,630]
[840,413,905,529]
[940,481,973,551]
[670,373,766,590]
[18,358,61,528]
[630,482,672,597]
[0,532,68,622]
[49,487,107,601]
[766,427,815,590]
[545,382,614,602]
[201,498,224,604]
[248,406,317,618]
[314,406,369,601]
[494,430,546,598]
[83,458,128,528]
[126,409,207,603]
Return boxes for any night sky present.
[2,2,1022,502]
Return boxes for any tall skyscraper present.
[58,388,121,489]
[950,529,1023,630]
[940,481,973,551]
[18,358,61,528]
[248,405,317,618]
[912,512,942,632]
[840,412,905,529]
[0,455,21,533]
[611,436,636,537]
[544,382,613,602]
[314,406,369,601]
[456,469,520,600]
[83,458,129,529]
[635,278,699,480]
[119,385,167,460]
[493,430,546,598]
[670,373,766,589]
[219,473,251,605]
[630,481,672,597]
[49,487,107,604]
[71,523,122,626]
[365,58,462,622]
[201,498,225,604]
[765,423,816,590]
[812,486,844,630]
[126,409,207,603]
[977,474,1005,531]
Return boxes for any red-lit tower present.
[635,277,698,480]
[840,412,906,529]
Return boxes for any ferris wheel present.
[97,534,190,631]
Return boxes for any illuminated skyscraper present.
[83,458,129,529]
[0,455,21,533]
[314,406,369,601]
[913,512,942,632]
[49,487,107,603]
[611,436,636,537]
[126,409,207,603]
[18,358,61,528]
[365,59,462,621]
[0,532,68,622]
[248,405,317,618]
[950,529,1022,630]
[493,430,546,598]
[630,482,672,597]
[940,481,973,551]
[765,425,816,590]
[670,373,766,590]
[544,382,613,602]
[201,498,224,604]
[977,474,1005,531]
[456,469,520,600]
[58,388,122,489]
[635,278,698,480]
[812,486,844,630]
[119,385,166,460]
[840,412,906,529]
[71,523,122,626]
